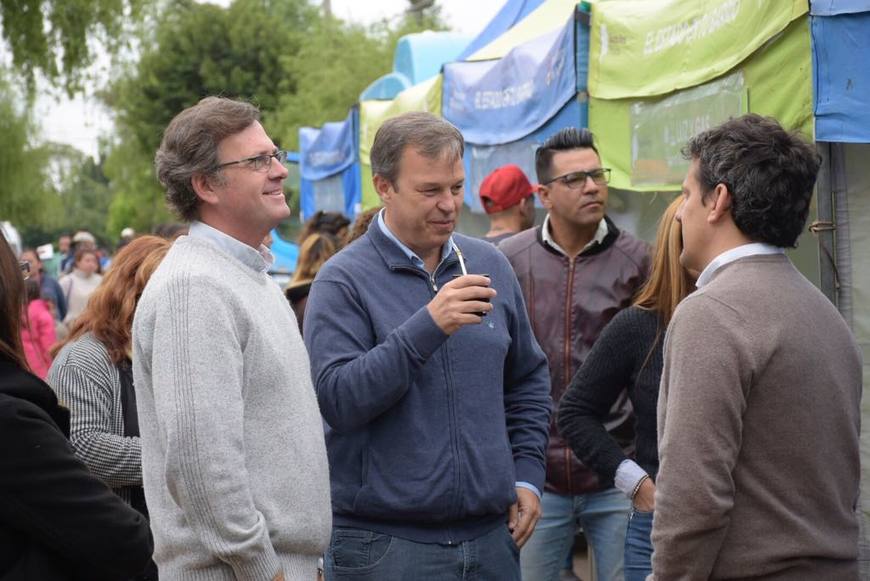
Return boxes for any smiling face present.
[376,146,464,269]
[199,121,290,247]
[539,148,608,231]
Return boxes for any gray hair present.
[155,97,260,222]
[370,112,464,184]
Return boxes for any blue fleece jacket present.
[304,220,551,544]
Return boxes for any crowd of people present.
[0,96,862,581]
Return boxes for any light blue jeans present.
[624,509,654,581]
[520,488,630,581]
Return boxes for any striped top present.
[47,332,142,505]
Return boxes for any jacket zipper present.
[564,257,576,493]
[398,258,459,542]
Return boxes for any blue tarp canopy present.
[462,97,583,212]
[811,0,870,142]
[441,7,589,213]
[269,229,299,274]
[299,109,361,219]
[299,111,355,181]
[455,0,546,61]
[443,19,576,145]
[359,31,471,101]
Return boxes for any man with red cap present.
[479,165,538,244]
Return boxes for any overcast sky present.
[34,0,506,157]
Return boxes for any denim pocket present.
[330,528,393,571]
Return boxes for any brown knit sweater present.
[651,254,862,580]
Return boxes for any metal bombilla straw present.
[452,240,469,276]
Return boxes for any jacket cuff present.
[399,305,449,361]
[514,457,546,494]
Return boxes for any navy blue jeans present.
[624,509,654,581]
[324,524,520,581]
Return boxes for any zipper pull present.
[429,273,438,292]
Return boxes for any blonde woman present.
[557,198,695,580]
[285,232,340,332]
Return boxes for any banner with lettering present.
[299,110,356,182]
[442,18,575,145]
[590,16,812,191]
[589,0,807,99]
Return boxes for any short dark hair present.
[155,97,260,222]
[683,114,821,248]
[371,112,464,184]
[535,127,599,183]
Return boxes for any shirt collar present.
[541,215,608,257]
[696,242,784,288]
[188,221,274,274]
[377,209,454,271]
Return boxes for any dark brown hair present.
[0,233,27,368]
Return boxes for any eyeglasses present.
[215,150,288,173]
[19,260,31,280]
[543,168,611,189]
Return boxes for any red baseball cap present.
[479,165,537,214]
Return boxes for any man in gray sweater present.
[133,97,331,581]
[651,114,862,580]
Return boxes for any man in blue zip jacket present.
[304,112,552,580]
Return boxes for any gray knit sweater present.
[652,254,862,580]
[133,234,331,581]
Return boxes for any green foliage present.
[272,11,446,150]
[0,0,152,94]
[0,73,59,231]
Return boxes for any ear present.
[191,173,221,205]
[373,174,394,203]
[707,183,733,225]
[536,185,552,210]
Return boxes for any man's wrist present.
[615,459,648,499]
[515,481,541,499]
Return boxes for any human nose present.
[268,155,288,179]
[675,200,685,222]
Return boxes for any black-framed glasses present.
[19,260,31,280]
[215,150,288,173]
[543,168,611,189]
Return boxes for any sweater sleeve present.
[502,268,552,491]
[651,295,751,579]
[49,361,142,488]
[0,396,153,581]
[148,274,281,580]
[304,276,449,433]
[557,309,642,486]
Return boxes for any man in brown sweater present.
[651,114,862,580]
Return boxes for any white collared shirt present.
[696,243,785,289]
[188,221,275,273]
[541,215,608,257]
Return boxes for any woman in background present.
[298,210,350,245]
[557,198,695,580]
[49,236,170,509]
[59,247,103,329]
[0,231,153,581]
[285,232,341,333]
[20,278,55,379]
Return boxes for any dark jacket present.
[499,217,650,495]
[0,358,154,581]
[305,221,552,544]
